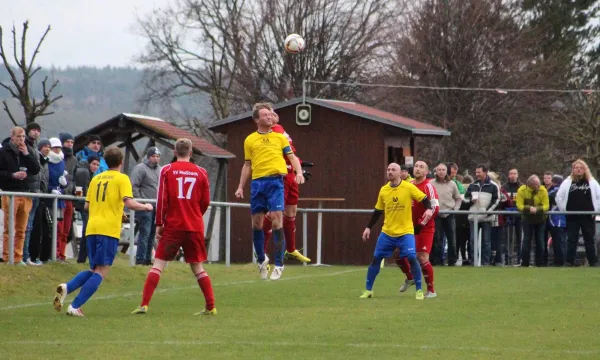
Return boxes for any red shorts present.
[155,230,207,263]
[284,172,299,206]
[415,229,435,254]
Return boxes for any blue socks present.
[272,228,286,267]
[253,229,265,263]
[366,256,384,291]
[71,273,103,309]
[66,270,93,295]
[408,255,423,291]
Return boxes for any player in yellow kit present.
[53,148,152,317]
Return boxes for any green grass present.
[1,258,600,360]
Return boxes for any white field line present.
[1,340,598,355]
[0,269,361,311]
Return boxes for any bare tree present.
[136,0,402,121]
[381,0,564,174]
[0,21,62,125]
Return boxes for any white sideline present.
[0,268,361,311]
[2,339,598,355]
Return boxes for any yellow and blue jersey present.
[244,131,293,179]
[375,181,426,237]
[85,170,133,239]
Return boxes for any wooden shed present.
[209,98,450,265]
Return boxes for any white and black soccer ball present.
[284,34,305,54]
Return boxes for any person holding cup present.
[0,127,41,265]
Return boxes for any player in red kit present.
[132,138,216,315]
[262,109,312,263]
[396,160,439,298]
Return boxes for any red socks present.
[421,261,435,293]
[141,268,162,307]
[395,257,414,280]
[196,271,215,311]
[283,215,296,253]
[263,215,272,253]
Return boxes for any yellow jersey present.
[375,181,426,237]
[85,170,134,239]
[244,131,293,179]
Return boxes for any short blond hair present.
[252,102,273,120]
[11,127,24,136]
[175,138,193,157]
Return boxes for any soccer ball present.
[284,34,305,54]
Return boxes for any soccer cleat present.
[270,266,284,280]
[53,284,68,312]
[398,279,415,293]
[131,306,148,314]
[286,250,311,263]
[359,290,373,299]
[416,289,424,300]
[424,291,437,298]
[258,255,270,280]
[66,305,85,317]
[194,308,217,316]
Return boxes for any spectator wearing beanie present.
[47,137,69,262]
[547,175,566,266]
[75,135,108,175]
[74,154,101,263]
[130,147,162,265]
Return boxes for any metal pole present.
[302,79,306,104]
[51,198,58,262]
[8,195,14,265]
[302,211,307,267]
[474,213,480,267]
[129,208,135,266]
[226,205,231,267]
[316,201,323,266]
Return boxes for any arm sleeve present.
[120,175,134,200]
[541,191,550,212]
[366,209,383,229]
[456,181,466,195]
[375,190,385,211]
[155,167,168,226]
[0,153,12,182]
[516,187,525,212]
[25,151,41,175]
[418,184,439,226]
[243,138,252,161]
[281,135,293,155]
[486,184,500,211]
[199,168,210,215]
[463,184,473,203]
[85,178,94,203]
[410,183,427,202]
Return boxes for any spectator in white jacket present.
[556,159,600,267]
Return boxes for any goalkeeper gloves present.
[301,160,314,168]
[414,224,422,235]
[302,170,312,181]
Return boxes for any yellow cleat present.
[195,308,217,316]
[131,305,148,314]
[287,250,311,263]
[359,290,373,299]
[416,289,424,300]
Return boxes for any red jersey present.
[271,124,298,173]
[411,178,439,229]
[155,161,210,232]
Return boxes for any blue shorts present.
[374,233,416,259]
[87,235,119,269]
[250,176,284,215]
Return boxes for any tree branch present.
[2,100,18,126]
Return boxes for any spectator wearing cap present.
[0,127,41,264]
[547,175,566,266]
[47,137,69,262]
[29,139,52,265]
[130,146,162,265]
[75,134,108,175]
[22,122,43,265]
[74,154,101,263]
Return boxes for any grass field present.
[1,257,600,360]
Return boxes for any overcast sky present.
[1,0,171,68]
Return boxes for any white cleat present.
[424,291,437,298]
[259,255,270,280]
[270,266,284,280]
[398,279,415,293]
[53,283,67,312]
[66,304,85,317]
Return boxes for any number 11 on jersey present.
[177,177,196,199]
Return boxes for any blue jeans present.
[434,215,456,265]
[23,197,40,262]
[135,210,156,263]
[522,222,546,267]
[469,221,492,265]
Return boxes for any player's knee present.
[417,253,429,264]
[370,256,382,267]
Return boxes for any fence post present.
[302,211,308,267]
[315,201,323,266]
[129,208,135,266]
[473,212,480,267]
[8,195,15,265]
[51,198,58,262]
[226,205,231,267]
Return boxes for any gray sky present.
[1,0,170,68]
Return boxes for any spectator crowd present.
[0,124,162,267]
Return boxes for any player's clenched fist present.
[234,188,244,199]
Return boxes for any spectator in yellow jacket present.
[516,175,549,267]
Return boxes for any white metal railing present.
[1,190,599,267]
